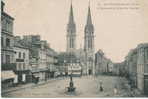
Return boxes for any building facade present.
[14,36,31,83]
[124,43,148,95]
[1,1,15,70]
[20,35,58,80]
[125,49,138,87]
[137,43,148,95]
[1,1,16,88]
[95,50,113,75]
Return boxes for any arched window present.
[70,38,72,48]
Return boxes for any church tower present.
[84,2,95,75]
[66,1,76,53]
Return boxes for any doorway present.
[88,69,92,75]
[144,76,148,95]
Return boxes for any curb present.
[2,77,66,94]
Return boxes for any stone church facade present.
[66,1,95,75]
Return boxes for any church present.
[65,1,95,75]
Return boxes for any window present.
[145,64,148,73]
[18,52,21,58]
[70,38,72,48]
[1,37,4,46]
[1,54,4,63]
[23,63,25,70]
[70,38,73,48]
[6,20,12,32]
[6,55,10,63]
[19,63,22,70]
[71,38,73,48]
[147,49,148,58]
[23,53,25,59]
[90,39,92,49]
[6,38,10,47]
[88,39,92,49]
[2,18,5,30]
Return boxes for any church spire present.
[68,0,74,24]
[86,0,92,25]
[67,0,76,33]
[84,1,94,34]
[67,0,76,53]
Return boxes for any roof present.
[96,49,104,56]
[14,40,29,49]
[137,43,148,49]
[2,12,14,20]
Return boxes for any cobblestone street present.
[2,75,143,98]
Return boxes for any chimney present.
[1,1,5,12]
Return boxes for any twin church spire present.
[67,0,94,53]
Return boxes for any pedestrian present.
[114,85,118,95]
[99,80,103,92]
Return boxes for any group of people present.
[99,80,118,95]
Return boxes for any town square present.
[1,0,148,98]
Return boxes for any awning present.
[1,70,17,81]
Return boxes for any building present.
[64,1,83,76]
[46,46,58,78]
[1,1,17,88]
[62,1,95,76]
[57,51,83,76]
[113,61,127,76]
[95,49,114,75]
[137,43,148,95]
[95,50,105,74]
[20,35,58,80]
[57,52,67,75]
[125,48,138,88]
[1,1,15,69]
[13,36,31,84]
[112,63,120,76]
[84,3,95,75]
[107,59,114,73]
[123,43,148,95]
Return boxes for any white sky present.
[4,0,148,62]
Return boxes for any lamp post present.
[67,52,75,92]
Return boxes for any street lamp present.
[67,52,75,92]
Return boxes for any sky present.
[4,0,148,62]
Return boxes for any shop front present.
[1,70,17,88]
